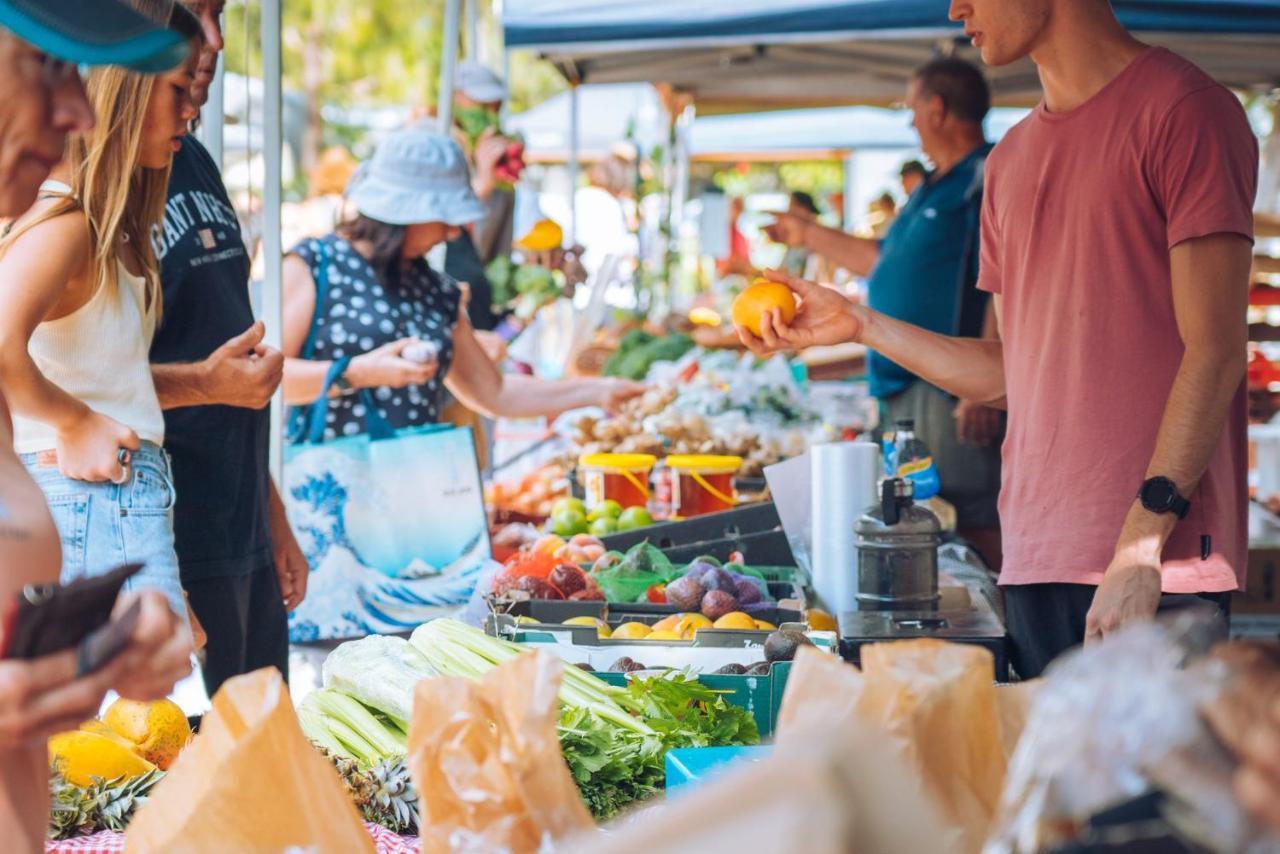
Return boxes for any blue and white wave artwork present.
[284,429,491,642]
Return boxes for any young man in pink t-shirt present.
[737,0,1257,678]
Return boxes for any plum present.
[549,564,587,597]
[746,661,772,676]
[702,567,740,596]
[684,558,720,583]
[701,590,740,621]
[666,575,705,611]
[734,576,765,606]
[714,663,747,675]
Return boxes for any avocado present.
[763,629,813,663]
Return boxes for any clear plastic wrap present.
[986,616,1276,854]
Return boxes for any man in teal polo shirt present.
[766,57,1002,566]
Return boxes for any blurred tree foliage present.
[223,1,565,171]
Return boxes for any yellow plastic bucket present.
[578,453,657,510]
[666,454,742,517]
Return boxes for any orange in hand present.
[732,279,798,338]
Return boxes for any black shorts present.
[1002,582,1231,679]
[185,563,289,698]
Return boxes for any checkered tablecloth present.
[45,822,421,854]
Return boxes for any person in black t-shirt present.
[149,0,306,696]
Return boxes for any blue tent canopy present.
[506,1,1280,48]
[504,1,1280,108]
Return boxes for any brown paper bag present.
[857,640,1005,853]
[410,649,594,854]
[124,668,373,854]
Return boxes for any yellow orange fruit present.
[731,279,798,338]
[611,622,653,640]
[713,612,758,631]
[676,613,714,640]
[49,731,157,786]
[646,630,685,641]
[534,534,566,555]
[650,614,683,634]
[805,609,837,632]
[754,619,778,631]
[102,698,192,771]
[516,219,564,252]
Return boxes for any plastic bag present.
[410,649,594,853]
[590,543,680,603]
[321,634,436,726]
[124,667,374,853]
[986,617,1275,854]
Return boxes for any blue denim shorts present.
[22,441,187,623]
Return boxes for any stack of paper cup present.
[810,441,881,615]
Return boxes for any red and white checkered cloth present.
[46,823,421,854]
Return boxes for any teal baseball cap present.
[0,0,188,73]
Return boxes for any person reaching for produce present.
[282,126,644,440]
[739,0,1256,678]
[0,1,196,847]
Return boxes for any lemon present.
[805,609,838,632]
[754,619,778,631]
[102,698,192,771]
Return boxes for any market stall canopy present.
[503,0,1280,110]
[509,84,1030,162]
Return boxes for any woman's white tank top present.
[11,181,165,454]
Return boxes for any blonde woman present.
[0,1,200,619]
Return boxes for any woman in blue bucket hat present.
[281,125,642,442]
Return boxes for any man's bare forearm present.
[859,306,1007,406]
[803,222,880,278]
[1114,347,1246,561]
[152,362,213,410]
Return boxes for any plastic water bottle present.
[881,430,898,479]
[892,419,941,500]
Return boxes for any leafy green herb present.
[626,674,761,750]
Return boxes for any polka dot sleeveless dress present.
[288,234,460,441]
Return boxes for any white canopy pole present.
[842,151,857,233]
[438,0,462,131]
[197,63,225,169]
[568,84,580,244]
[465,0,479,60]
[262,0,284,483]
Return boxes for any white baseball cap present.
[454,60,506,104]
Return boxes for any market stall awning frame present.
[504,0,1280,108]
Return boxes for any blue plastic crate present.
[665,745,773,791]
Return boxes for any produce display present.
[602,329,696,380]
[484,255,566,319]
[47,698,192,839]
[485,462,571,520]
[300,622,760,821]
[570,363,808,478]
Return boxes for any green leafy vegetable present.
[626,674,761,750]
[603,332,695,380]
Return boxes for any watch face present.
[1143,478,1176,510]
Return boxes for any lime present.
[550,508,589,537]
[590,516,620,537]
[617,507,655,531]
[551,497,587,518]
[587,499,624,522]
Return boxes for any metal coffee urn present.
[854,477,941,610]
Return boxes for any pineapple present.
[363,757,419,834]
[47,767,164,839]
[92,769,164,831]
[316,744,419,834]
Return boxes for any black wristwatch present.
[1138,476,1190,519]
[334,371,354,395]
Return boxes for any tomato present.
[647,584,667,604]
